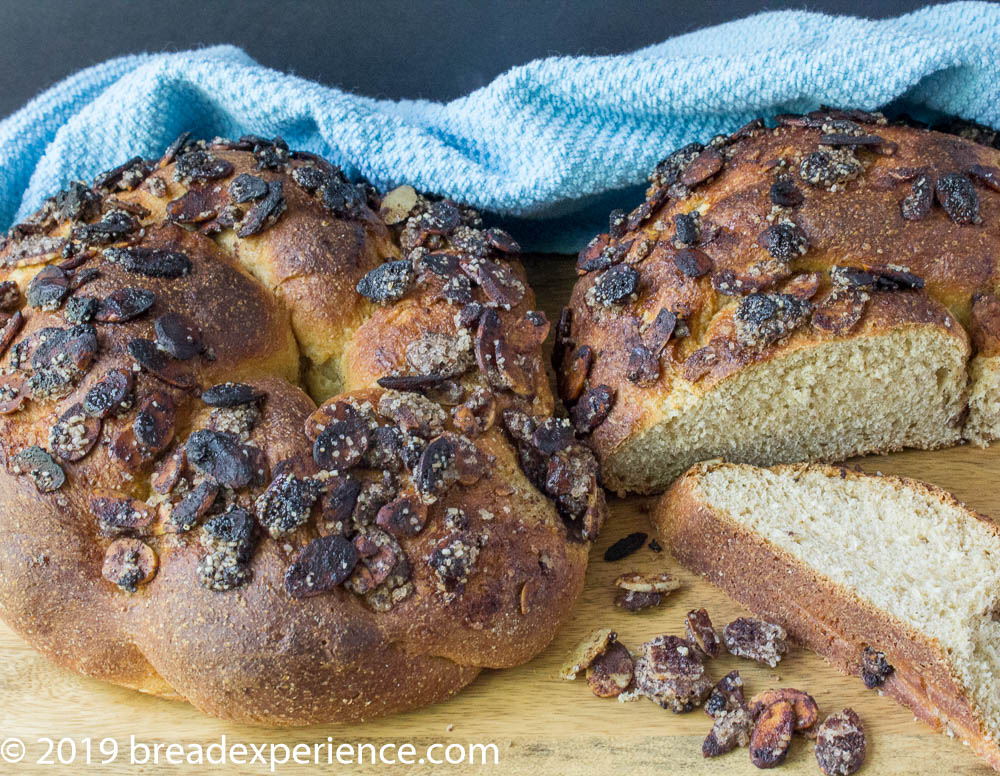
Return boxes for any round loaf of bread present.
[558,111,1000,494]
[0,136,605,724]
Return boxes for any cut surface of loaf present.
[658,461,1000,770]
[558,110,1000,494]
[0,137,606,724]
[608,324,967,490]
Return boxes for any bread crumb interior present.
[607,328,967,494]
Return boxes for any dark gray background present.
[0,0,943,119]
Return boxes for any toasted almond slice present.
[615,571,681,593]
[586,641,634,698]
[560,627,616,680]
[90,489,157,534]
[615,589,662,611]
[750,699,795,768]
[0,373,27,414]
[685,608,722,658]
[102,538,158,592]
[749,688,819,730]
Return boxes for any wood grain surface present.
[0,256,994,775]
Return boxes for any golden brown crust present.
[971,292,1000,358]
[559,115,1000,490]
[0,139,603,725]
[657,461,1000,771]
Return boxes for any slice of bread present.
[657,461,1000,770]
[559,116,1000,496]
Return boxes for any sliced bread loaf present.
[558,115,1000,495]
[657,461,1000,770]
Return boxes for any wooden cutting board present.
[0,256,995,775]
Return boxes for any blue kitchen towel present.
[1,1,999,253]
